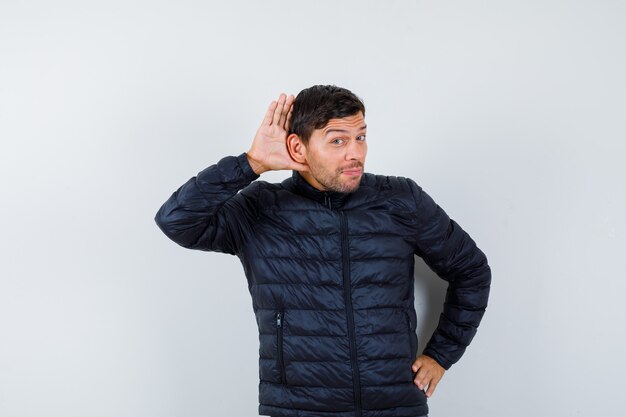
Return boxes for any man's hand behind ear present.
[247,93,308,175]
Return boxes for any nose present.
[345,138,367,161]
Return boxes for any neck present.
[298,172,327,192]
[290,170,353,210]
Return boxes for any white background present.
[1,1,625,416]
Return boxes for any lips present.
[342,168,362,176]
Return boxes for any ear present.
[287,133,307,164]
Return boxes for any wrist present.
[245,152,267,175]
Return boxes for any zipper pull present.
[276,311,282,327]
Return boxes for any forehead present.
[320,112,366,134]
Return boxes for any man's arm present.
[154,93,306,254]
[154,153,260,254]
[408,180,492,396]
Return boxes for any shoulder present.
[343,172,423,212]
[238,177,293,209]
[238,178,280,197]
[359,172,420,195]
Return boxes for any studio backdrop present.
[1,1,624,416]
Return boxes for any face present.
[301,112,368,193]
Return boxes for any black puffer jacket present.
[155,153,491,417]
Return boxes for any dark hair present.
[289,85,365,144]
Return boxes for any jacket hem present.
[259,403,428,417]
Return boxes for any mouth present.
[341,167,363,176]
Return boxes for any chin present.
[340,182,361,194]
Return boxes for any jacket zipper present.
[324,192,332,210]
[276,311,286,385]
[404,310,414,360]
[340,211,362,417]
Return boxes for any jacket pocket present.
[276,310,287,385]
[403,309,415,360]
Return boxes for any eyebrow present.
[324,125,367,136]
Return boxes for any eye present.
[357,135,367,141]
[331,138,345,145]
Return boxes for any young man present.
[155,85,491,417]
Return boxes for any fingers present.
[262,93,294,128]
[413,360,431,391]
[278,94,294,128]
[285,104,294,132]
[425,376,440,398]
[287,160,309,172]
[411,357,421,374]
[411,356,444,398]
[272,93,287,125]
[262,100,278,126]
[265,93,294,128]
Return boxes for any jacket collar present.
[290,170,353,210]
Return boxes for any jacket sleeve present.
[408,179,491,370]
[154,153,260,255]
